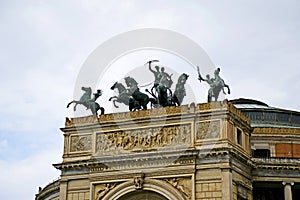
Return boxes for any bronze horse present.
[67,87,105,115]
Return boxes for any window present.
[237,128,243,146]
[252,149,270,158]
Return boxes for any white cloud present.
[0,148,61,200]
[0,140,8,151]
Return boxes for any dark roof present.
[229,98,269,107]
[230,98,300,128]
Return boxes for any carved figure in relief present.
[208,124,219,138]
[197,121,220,140]
[71,136,91,152]
[156,131,162,145]
[95,183,116,200]
[97,125,191,152]
[165,178,190,199]
[96,136,104,151]
[122,134,131,149]
[176,125,190,144]
[145,134,152,147]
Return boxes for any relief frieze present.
[196,120,220,140]
[96,124,191,153]
[70,134,92,152]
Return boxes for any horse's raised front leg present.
[67,101,76,108]
[109,96,117,101]
[67,101,80,111]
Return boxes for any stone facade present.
[36,101,300,200]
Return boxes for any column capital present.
[282,181,294,186]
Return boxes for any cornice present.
[35,179,60,200]
[253,127,300,135]
[252,157,300,170]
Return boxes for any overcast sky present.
[0,1,300,199]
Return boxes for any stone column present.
[282,182,294,200]
[221,169,232,200]
[59,180,68,200]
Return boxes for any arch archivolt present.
[101,178,187,200]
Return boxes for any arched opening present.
[101,178,186,200]
[117,190,168,200]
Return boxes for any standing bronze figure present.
[198,66,230,102]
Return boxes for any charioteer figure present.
[147,60,161,87]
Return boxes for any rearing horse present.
[198,67,230,102]
[67,87,105,115]
[109,82,131,108]
[124,76,155,111]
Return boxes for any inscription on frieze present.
[96,124,191,153]
[196,120,220,140]
[70,134,92,152]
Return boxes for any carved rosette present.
[96,124,191,154]
[164,177,192,199]
[196,120,220,140]
[70,134,92,152]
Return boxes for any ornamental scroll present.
[196,120,220,140]
[96,124,191,153]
